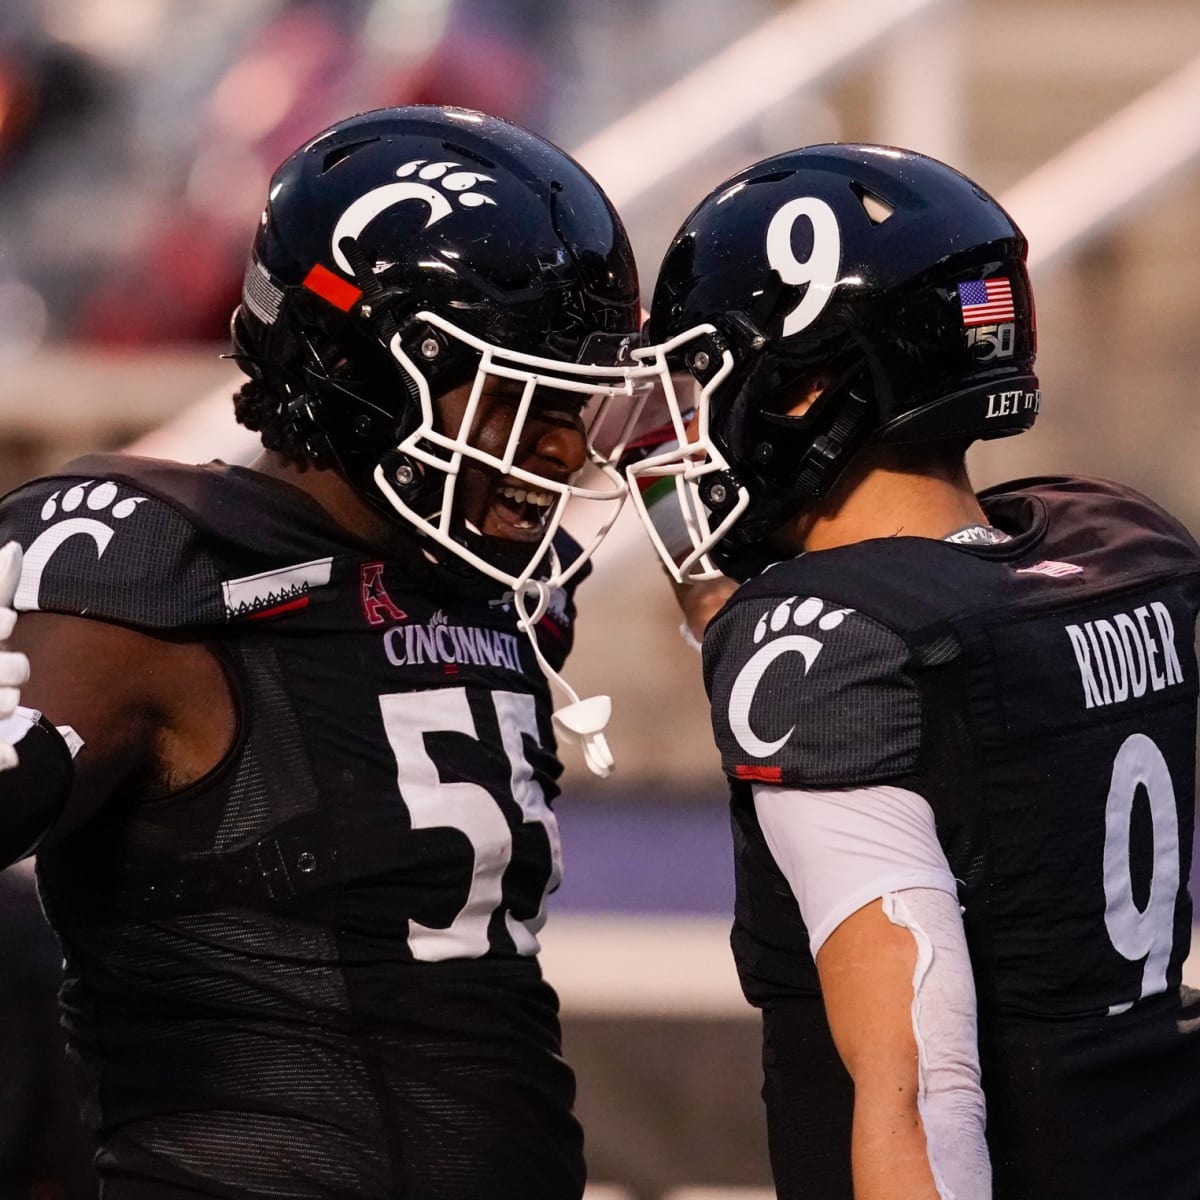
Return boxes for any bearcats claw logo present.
[331,159,498,275]
[16,481,148,610]
[729,596,854,758]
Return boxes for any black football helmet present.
[627,143,1039,581]
[231,105,652,590]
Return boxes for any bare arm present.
[817,897,943,1200]
[671,574,738,645]
[6,609,237,845]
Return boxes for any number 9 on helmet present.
[628,143,1039,583]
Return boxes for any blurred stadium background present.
[1,0,1199,1196]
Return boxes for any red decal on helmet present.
[303,263,363,312]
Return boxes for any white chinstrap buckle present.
[513,580,614,778]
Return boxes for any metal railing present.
[1005,51,1200,275]
[573,0,962,211]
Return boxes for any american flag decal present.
[1016,559,1084,579]
[957,278,1015,327]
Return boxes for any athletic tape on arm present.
[0,540,27,742]
[884,888,991,1200]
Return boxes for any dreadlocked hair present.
[232,378,312,464]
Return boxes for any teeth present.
[498,483,553,507]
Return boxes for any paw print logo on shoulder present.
[752,595,854,643]
[16,480,148,610]
[732,596,855,759]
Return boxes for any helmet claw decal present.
[234,106,645,596]
[331,160,498,275]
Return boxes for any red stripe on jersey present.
[246,596,310,620]
[735,764,782,782]
[303,264,363,312]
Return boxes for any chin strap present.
[512,581,615,778]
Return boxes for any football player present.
[0,106,653,1199]
[625,144,1200,1200]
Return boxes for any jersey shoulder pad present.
[983,473,1200,582]
[0,454,344,630]
[983,474,1200,554]
[0,458,227,628]
[703,579,920,788]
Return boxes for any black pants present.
[760,995,854,1200]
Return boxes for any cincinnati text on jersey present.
[382,612,524,672]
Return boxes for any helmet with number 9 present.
[627,143,1039,582]
[231,105,649,591]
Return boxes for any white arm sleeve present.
[751,782,959,957]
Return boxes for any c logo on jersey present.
[331,160,498,276]
[15,481,148,610]
[729,596,853,758]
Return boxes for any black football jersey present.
[0,455,589,1200]
[704,476,1200,1200]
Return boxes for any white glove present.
[0,542,30,771]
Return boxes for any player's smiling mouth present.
[486,477,557,541]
